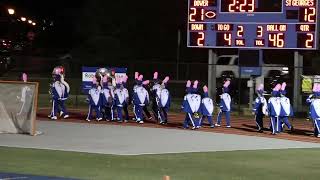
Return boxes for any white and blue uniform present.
[216,90,231,127]
[279,92,293,132]
[182,87,201,129]
[199,92,214,128]
[133,85,149,123]
[307,91,320,137]
[50,79,69,118]
[152,83,171,124]
[113,85,128,121]
[122,82,130,121]
[253,95,267,131]
[86,85,102,120]
[101,84,114,120]
[267,92,281,134]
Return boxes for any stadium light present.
[32,22,36,26]
[8,8,15,15]
[21,17,26,21]
[28,20,32,24]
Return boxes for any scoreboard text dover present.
[187,0,319,49]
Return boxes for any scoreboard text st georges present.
[187,0,319,49]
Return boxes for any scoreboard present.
[187,0,319,49]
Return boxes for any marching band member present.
[49,67,70,120]
[267,84,282,135]
[151,72,171,124]
[158,76,170,124]
[182,80,201,129]
[307,83,320,137]
[199,85,215,128]
[113,77,129,122]
[101,75,114,121]
[121,75,130,121]
[279,82,293,132]
[132,74,150,124]
[252,84,267,132]
[215,80,232,128]
[86,77,102,121]
[151,72,161,121]
[17,73,32,116]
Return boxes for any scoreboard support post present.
[208,49,217,102]
[293,51,303,112]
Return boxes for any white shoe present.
[226,125,231,128]
[215,123,221,127]
[60,111,64,117]
[86,119,91,122]
[47,114,52,118]
[124,120,128,123]
[139,121,144,124]
[51,116,57,120]
[96,118,102,121]
[63,115,69,119]
[148,117,153,120]
[317,134,320,138]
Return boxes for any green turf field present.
[0,147,319,180]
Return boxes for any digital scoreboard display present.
[187,0,319,49]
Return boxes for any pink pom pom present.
[257,83,264,91]
[313,83,317,92]
[203,85,208,93]
[223,80,230,88]
[273,84,281,91]
[162,76,169,84]
[186,80,191,87]
[153,72,158,80]
[138,75,143,81]
[193,80,198,89]
[142,80,150,85]
[135,72,139,80]
[22,73,28,82]
[54,68,61,75]
[103,75,108,83]
[281,82,286,91]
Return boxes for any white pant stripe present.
[86,105,91,120]
[188,113,195,127]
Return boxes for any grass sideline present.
[0,147,319,180]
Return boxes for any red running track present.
[37,108,319,143]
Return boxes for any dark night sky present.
[1,0,209,62]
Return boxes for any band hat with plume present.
[186,80,192,93]
[192,80,199,93]
[142,80,150,85]
[22,73,28,82]
[280,82,287,95]
[135,72,139,80]
[271,83,281,96]
[153,72,158,80]
[223,80,230,93]
[162,76,169,86]
[256,83,264,94]
[203,85,209,97]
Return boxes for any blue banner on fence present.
[82,66,127,94]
